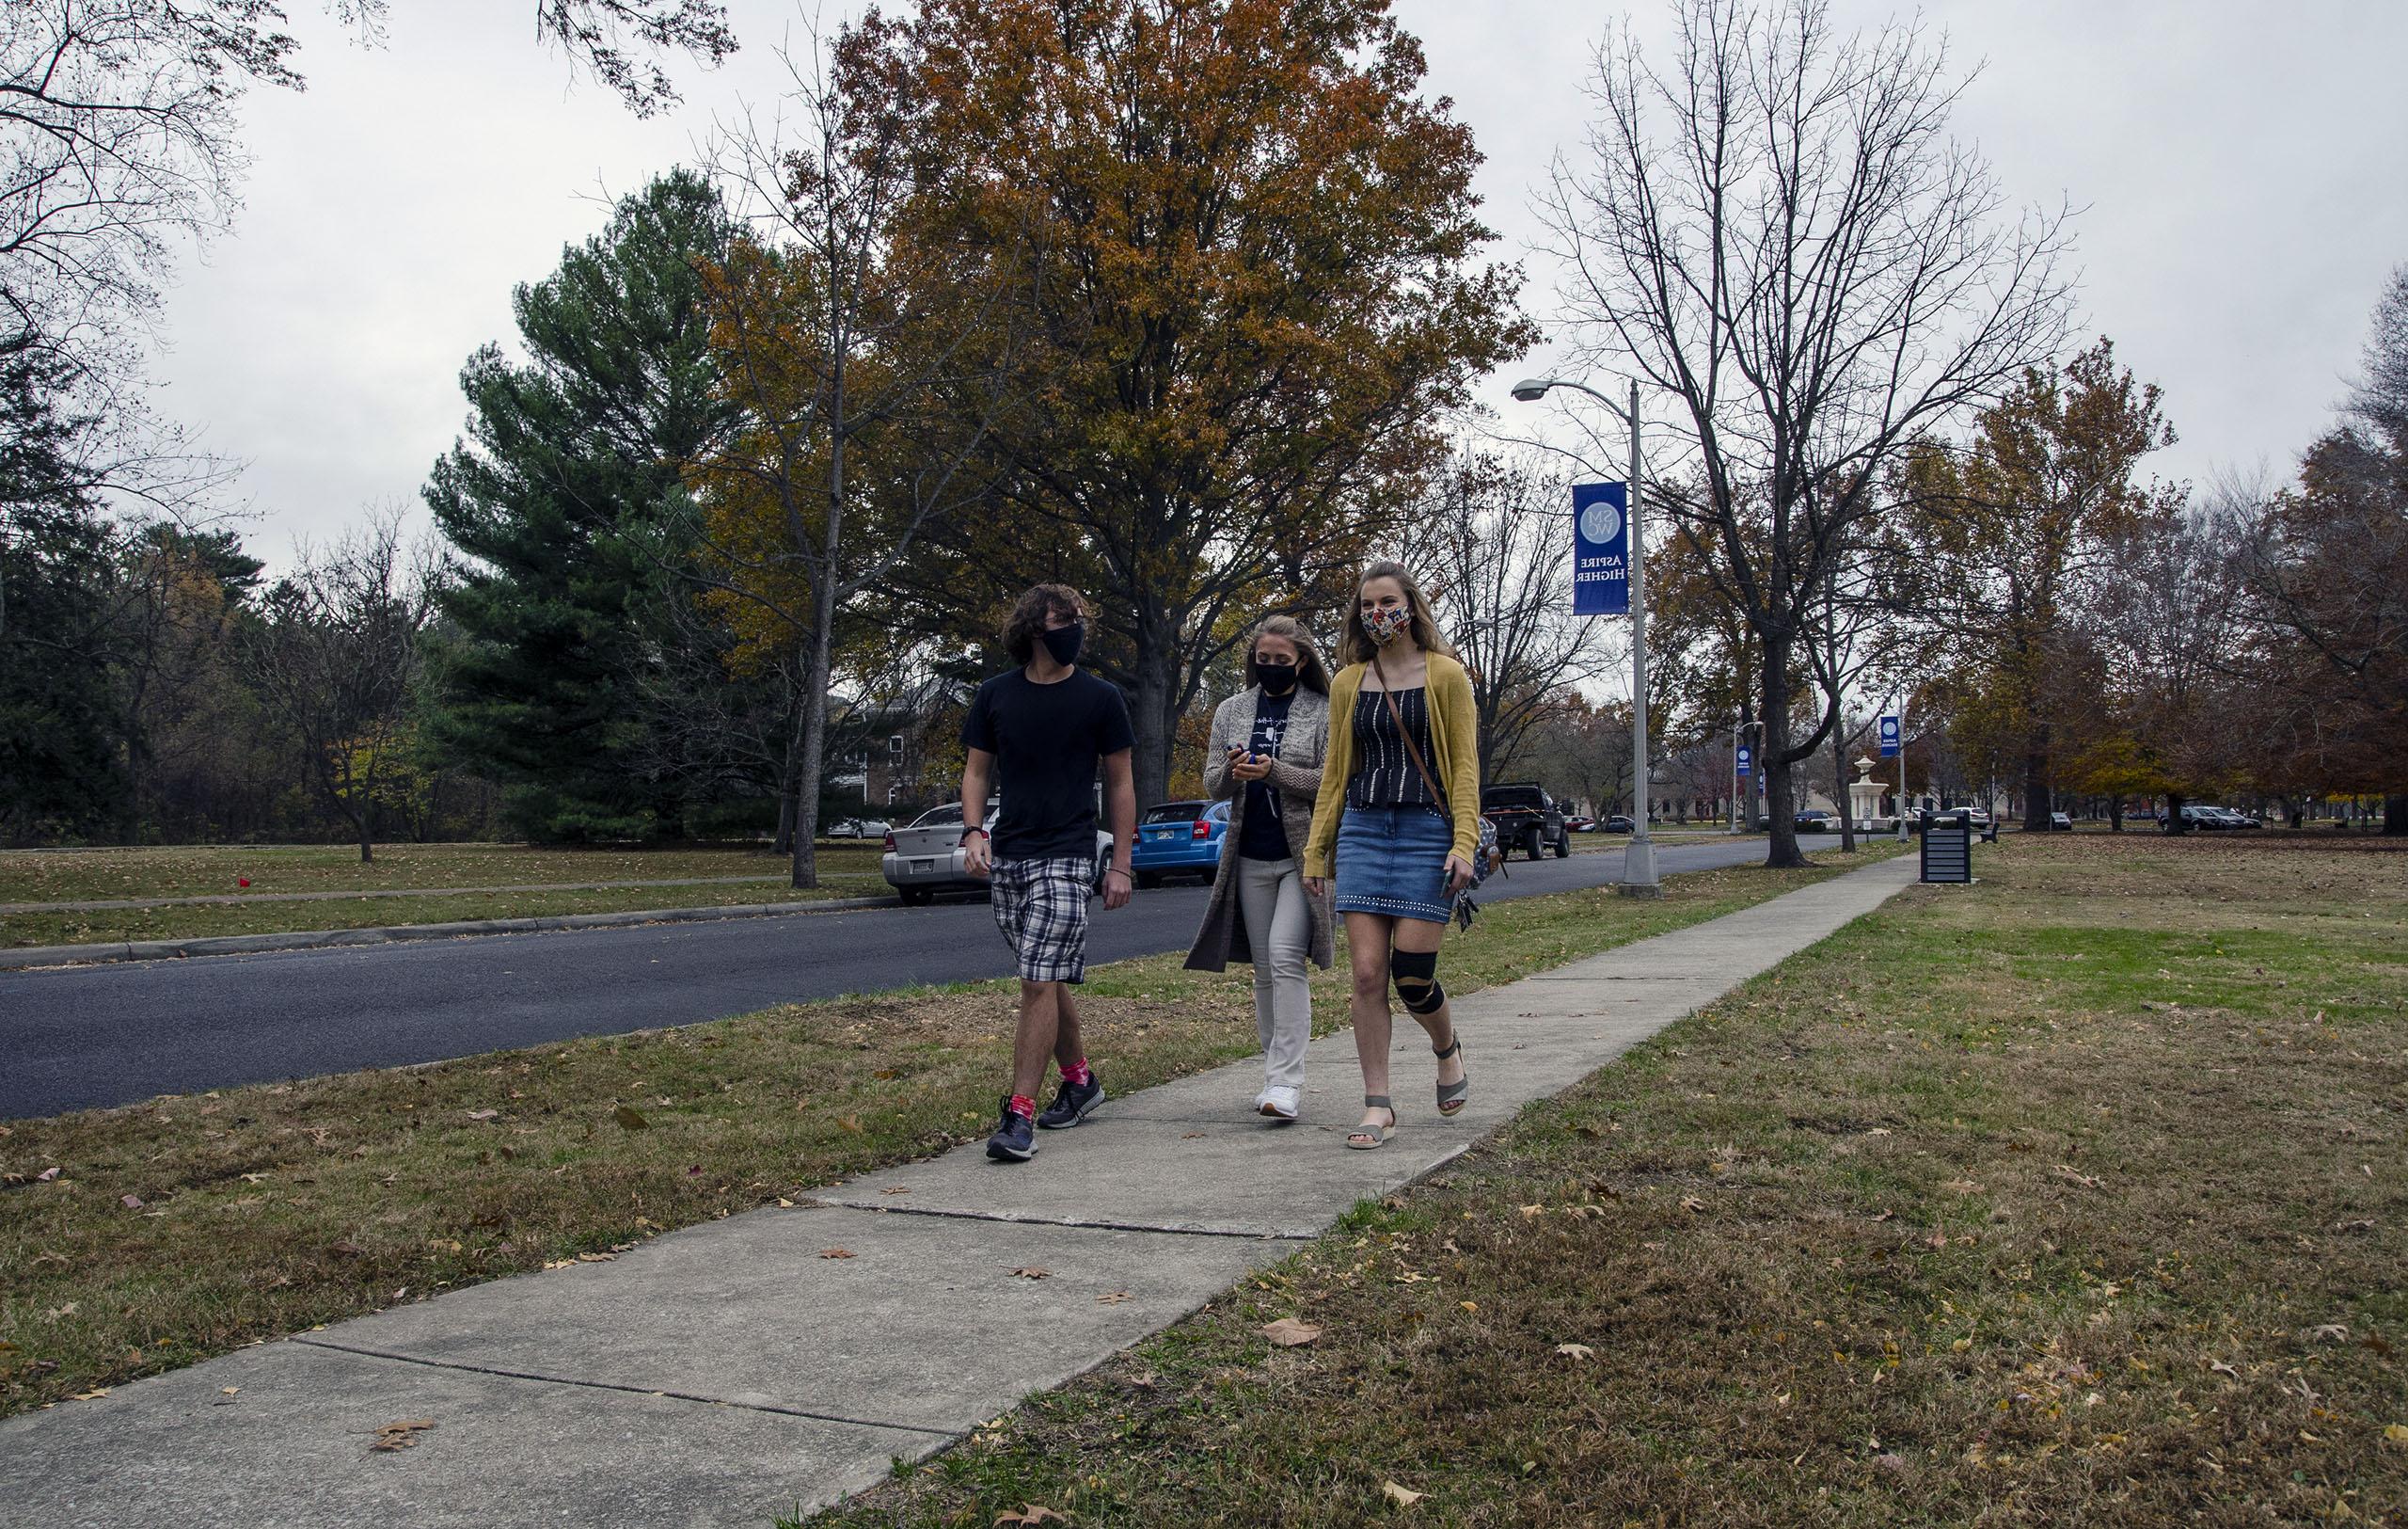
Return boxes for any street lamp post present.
[1511,374,1658,898]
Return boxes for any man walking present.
[960,584,1137,1162]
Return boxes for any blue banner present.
[1571,482,1629,616]
[1735,744,1751,778]
[1877,715,1900,758]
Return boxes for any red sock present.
[1060,1058,1093,1087]
[1007,1093,1038,1121]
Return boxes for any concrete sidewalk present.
[0,854,1917,1528]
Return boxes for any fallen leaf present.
[776,1197,795,1208]
[1679,1195,1704,1213]
[464,1109,499,1122]
[879,1186,911,1196]
[2053,1165,2101,1189]
[70,1388,109,1401]
[835,1115,863,1134]
[1260,1317,1322,1347]
[2384,1424,2408,1446]
[1382,1480,1427,1506]
[370,1418,435,1452]
[42,1302,76,1321]
[872,1069,898,1080]
[1181,1131,1206,1139]
[2209,1359,2239,1377]
[2305,1324,2351,1343]
[612,1105,649,1130]
[820,1248,856,1260]
[220,1387,240,1396]
[326,1239,365,1258]
[991,1506,1069,1526]
[119,1194,145,1210]
[36,1166,59,1182]
[1098,1291,1133,1305]
[1011,1266,1051,1280]
[1459,1300,1479,1314]
[1518,1203,1546,1218]
[1555,1343,1596,1361]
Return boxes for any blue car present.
[1133,799,1228,887]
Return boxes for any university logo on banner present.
[1736,744,1752,778]
[1878,715,1900,758]
[1571,482,1629,616]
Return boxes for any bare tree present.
[243,510,433,862]
[674,31,1015,888]
[1537,0,2074,868]
[2088,502,2250,832]
[1419,452,1624,779]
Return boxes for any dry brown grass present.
[814,836,2408,1528]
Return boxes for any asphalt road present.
[1,836,1775,1120]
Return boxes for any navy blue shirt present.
[1238,691,1294,861]
[960,669,1135,862]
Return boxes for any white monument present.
[1847,755,1890,831]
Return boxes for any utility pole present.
[1512,374,1658,896]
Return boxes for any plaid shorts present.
[990,856,1095,984]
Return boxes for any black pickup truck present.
[1481,782,1571,861]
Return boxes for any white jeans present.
[1236,854,1313,1090]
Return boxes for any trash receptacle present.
[1921,809,1972,883]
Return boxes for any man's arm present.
[959,748,995,877]
[1100,748,1136,909]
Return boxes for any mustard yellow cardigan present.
[1302,652,1483,879]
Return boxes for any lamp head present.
[1508,377,1553,403]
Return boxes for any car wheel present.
[1554,831,1570,858]
[1135,869,1161,890]
[898,886,930,906]
[1525,830,1545,862]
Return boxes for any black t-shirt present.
[1347,686,1438,809]
[960,668,1136,862]
[1238,690,1294,861]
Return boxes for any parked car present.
[1601,814,1635,834]
[2048,811,2073,832]
[1132,800,1228,888]
[827,819,863,838]
[1481,782,1572,861]
[2162,804,2246,833]
[881,801,1112,905]
[1792,809,1838,835]
[1564,815,1598,833]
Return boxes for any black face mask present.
[1039,621,1085,667]
[1255,661,1298,696]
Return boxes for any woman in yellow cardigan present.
[1302,561,1481,1149]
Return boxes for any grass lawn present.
[0,848,1895,1417]
[810,835,2408,1529]
[0,842,888,949]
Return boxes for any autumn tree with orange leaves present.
[854,0,1534,805]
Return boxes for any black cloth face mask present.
[1255,661,1298,696]
[1040,620,1085,667]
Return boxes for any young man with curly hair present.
[959,583,1137,1162]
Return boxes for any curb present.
[0,895,897,972]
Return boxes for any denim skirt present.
[1333,804,1454,925]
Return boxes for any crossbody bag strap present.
[1371,654,1450,813]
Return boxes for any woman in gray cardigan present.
[1183,615,1335,1121]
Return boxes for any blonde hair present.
[1338,560,1457,667]
[1244,613,1331,695]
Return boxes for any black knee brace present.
[1389,948,1446,1014]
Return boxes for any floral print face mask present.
[1364,605,1412,646]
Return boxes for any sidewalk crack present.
[289,1337,954,1437]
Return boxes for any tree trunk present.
[2021,746,2049,832]
[773,787,795,856]
[2164,790,2188,836]
[2385,793,2408,836]
[2108,798,2123,833]
[1126,619,1180,815]
[1760,635,1806,868]
[1835,725,1856,853]
[788,596,838,891]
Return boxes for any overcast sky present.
[148,0,2408,570]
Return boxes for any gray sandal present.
[1434,1036,1468,1117]
[1347,1094,1395,1150]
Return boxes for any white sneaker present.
[1256,1085,1300,1121]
